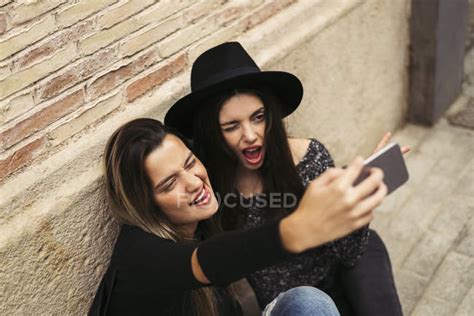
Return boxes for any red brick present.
[39,71,78,100]
[0,13,6,35]
[0,90,84,149]
[80,47,118,78]
[88,50,159,100]
[134,50,159,70]
[88,63,135,100]
[0,136,47,182]
[18,44,55,68]
[38,48,116,100]
[126,54,187,102]
[16,20,94,70]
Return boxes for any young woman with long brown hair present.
[88,118,387,315]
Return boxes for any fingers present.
[314,167,344,186]
[353,167,384,199]
[383,131,392,142]
[351,183,388,218]
[354,209,374,229]
[401,145,411,155]
[337,156,365,188]
[373,132,411,157]
[373,132,392,154]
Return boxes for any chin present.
[246,164,262,170]
[200,197,219,219]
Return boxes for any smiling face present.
[144,134,218,236]
[219,93,266,170]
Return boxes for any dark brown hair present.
[192,87,305,229]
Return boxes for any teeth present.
[244,147,260,153]
[193,187,206,204]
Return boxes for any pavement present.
[371,43,474,315]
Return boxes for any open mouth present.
[242,146,263,165]
[189,185,211,206]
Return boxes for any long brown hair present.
[193,86,305,229]
[103,118,219,316]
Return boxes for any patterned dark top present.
[241,139,370,308]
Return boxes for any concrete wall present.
[0,0,411,314]
[280,0,411,165]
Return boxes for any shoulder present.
[288,137,312,165]
[113,225,173,262]
[119,224,167,241]
[288,137,333,165]
[304,138,334,166]
[292,138,335,184]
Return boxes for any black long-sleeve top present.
[88,219,291,315]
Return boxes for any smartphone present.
[352,143,409,195]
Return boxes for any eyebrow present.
[220,107,265,126]
[154,151,194,191]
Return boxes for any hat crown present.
[191,42,260,91]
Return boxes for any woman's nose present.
[184,172,202,193]
[242,124,257,143]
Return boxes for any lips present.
[242,146,263,165]
[189,185,211,206]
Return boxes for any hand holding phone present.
[353,143,409,195]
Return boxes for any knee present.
[270,286,340,316]
[284,286,332,301]
[368,229,383,245]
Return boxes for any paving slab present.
[373,111,474,315]
[455,216,474,257]
[402,230,457,279]
[395,269,430,315]
[454,285,474,316]
[411,295,458,316]
[381,15,474,316]
[422,252,474,305]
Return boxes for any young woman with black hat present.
[89,118,387,315]
[165,42,407,315]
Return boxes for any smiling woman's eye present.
[186,157,197,169]
[162,179,176,192]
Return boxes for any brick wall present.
[0,0,296,182]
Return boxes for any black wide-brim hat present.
[164,42,303,138]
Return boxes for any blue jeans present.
[262,286,340,316]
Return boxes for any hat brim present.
[164,71,303,138]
